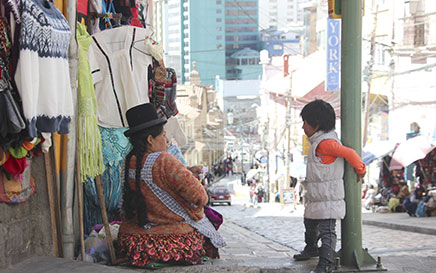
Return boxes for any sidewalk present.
[2,219,436,273]
[0,221,311,273]
[362,211,436,235]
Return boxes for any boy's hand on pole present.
[357,171,366,183]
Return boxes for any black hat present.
[124,103,167,137]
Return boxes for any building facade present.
[155,0,261,86]
[258,0,307,30]
[389,0,436,143]
[176,65,225,167]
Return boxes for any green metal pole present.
[339,0,378,270]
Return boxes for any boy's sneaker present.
[292,248,319,261]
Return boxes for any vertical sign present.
[326,18,341,91]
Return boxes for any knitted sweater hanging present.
[14,0,74,138]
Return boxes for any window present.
[414,23,425,46]
[249,58,257,65]
[226,18,253,24]
[241,59,248,65]
[226,9,257,16]
[217,27,222,31]
[273,44,282,50]
[225,59,233,65]
[226,2,256,7]
[217,35,222,40]
[226,27,257,32]
[216,0,221,4]
[216,18,222,22]
[216,9,222,14]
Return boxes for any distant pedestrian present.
[363,185,376,210]
[293,100,366,273]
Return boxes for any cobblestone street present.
[212,176,436,259]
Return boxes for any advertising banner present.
[326,18,341,91]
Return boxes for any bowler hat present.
[124,103,167,137]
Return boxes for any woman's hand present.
[188,166,203,180]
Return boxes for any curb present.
[362,220,436,236]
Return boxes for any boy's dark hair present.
[122,124,164,227]
[300,99,335,132]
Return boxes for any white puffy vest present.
[303,130,345,219]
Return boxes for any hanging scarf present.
[77,23,105,181]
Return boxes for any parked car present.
[209,186,231,206]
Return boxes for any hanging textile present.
[0,158,34,203]
[77,0,89,25]
[161,68,178,118]
[0,17,26,150]
[83,126,131,233]
[148,57,166,106]
[87,0,102,34]
[113,0,133,25]
[99,0,119,30]
[77,23,105,181]
[14,0,74,138]
[2,0,21,23]
[129,0,142,27]
[137,0,149,27]
[89,25,153,128]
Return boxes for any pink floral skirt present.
[118,230,218,267]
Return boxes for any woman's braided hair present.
[122,124,163,227]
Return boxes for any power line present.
[370,62,436,80]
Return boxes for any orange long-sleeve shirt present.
[316,139,366,175]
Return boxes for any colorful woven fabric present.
[119,230,206,267]
[83,127,131,233]
[0,159,34,203]
[162,68,178,118]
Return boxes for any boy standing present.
[293,100,366,273]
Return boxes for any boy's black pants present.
[304,218,337,265]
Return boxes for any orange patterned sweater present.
[119,152,208,235]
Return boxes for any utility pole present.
[363,3,379,146]
[284,55,291,189]
[265,117,270,202]
[340,0,385,271]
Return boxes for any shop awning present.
[362,140,397,165]
[389,136,436,170]
[260,51,325,98]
